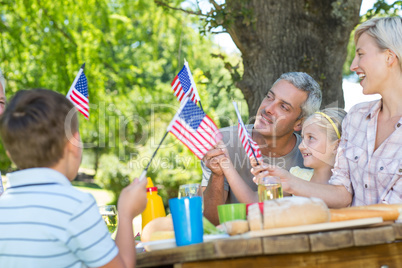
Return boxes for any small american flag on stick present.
[167,99,221,159]
[233,101,262,164]
[171,60,201,104]
[66,63,89,119]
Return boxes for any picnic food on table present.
[149,231,175,241]
[141,215,174,242]
[221,220,249,235]
[203,217,225,235]
[262,197,330,229]
[330,203,402,222]
[221,197,330,235]
[247,202,263,231]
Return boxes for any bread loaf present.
[247,203,263,231]
[263,197,330,229]
[150,231,175,241]
[330,203,402,222]
[222,220,249,235]
[330,208,399,222]
[141,215,174,242]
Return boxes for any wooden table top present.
[137,223,402,268]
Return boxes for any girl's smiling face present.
[299,119,338,169]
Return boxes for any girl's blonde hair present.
[355,17,402,70]
[304,108,347,142]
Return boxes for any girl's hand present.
[251,163,293,193]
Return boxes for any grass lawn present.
[72,181,114,206]
[72,181,143,235]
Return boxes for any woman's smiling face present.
[349,32,390,95]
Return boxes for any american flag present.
[167,99,222,159]
[171,61,200,104]
[66,64,89,119]
[233,101,262,163]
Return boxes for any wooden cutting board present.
[238,217,384,239]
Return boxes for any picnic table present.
[137,222,402,268]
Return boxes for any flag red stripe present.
[169,131,204,159]
[178,90,185,101]
[173,121,210,152]
[70,94,89,113]
[171,76,179,87]
[74,104,89,118]
[238,122,262,161]
[72,90,88,105]
[199,117,220,143]
[171,125,207,156]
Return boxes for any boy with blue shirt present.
[0,89,147,267]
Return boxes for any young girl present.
[288,108,346,184]
[218,107,346,203]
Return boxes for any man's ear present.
[293,118,303,132]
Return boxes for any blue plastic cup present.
[169,196,204,246]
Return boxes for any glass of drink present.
[178,183,203,211]
[257,176,283,202]
[178,183,202,199]
[99,205,118,235]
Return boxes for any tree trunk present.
[224,0,362,118]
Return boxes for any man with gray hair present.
[201,72,322,225]
[0,68,6,195]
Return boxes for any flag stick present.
[139,131,169,181]
[198,100,203,111]
[232,101,260,165]
[247,139,260,166]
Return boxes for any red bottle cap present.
[146,187,158,193]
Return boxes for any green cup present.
[217,203,246,224]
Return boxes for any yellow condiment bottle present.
[141,177,166,229]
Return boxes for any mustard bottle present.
[141,177,166,229]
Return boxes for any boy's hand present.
[117,178,148,220]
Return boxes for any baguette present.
[263,197,330,229]
[330,203,402,222]
[247,203,263,231]
[330,208,399,222]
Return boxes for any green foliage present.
[95,154,131,204]
[342,1,402,77]
[0,0,244,205]
[365,0,402,19]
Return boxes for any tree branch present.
[209,0,222,10]
[37,0,78,47]
[154,0,208,17]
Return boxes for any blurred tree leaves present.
[0,0,245,201]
